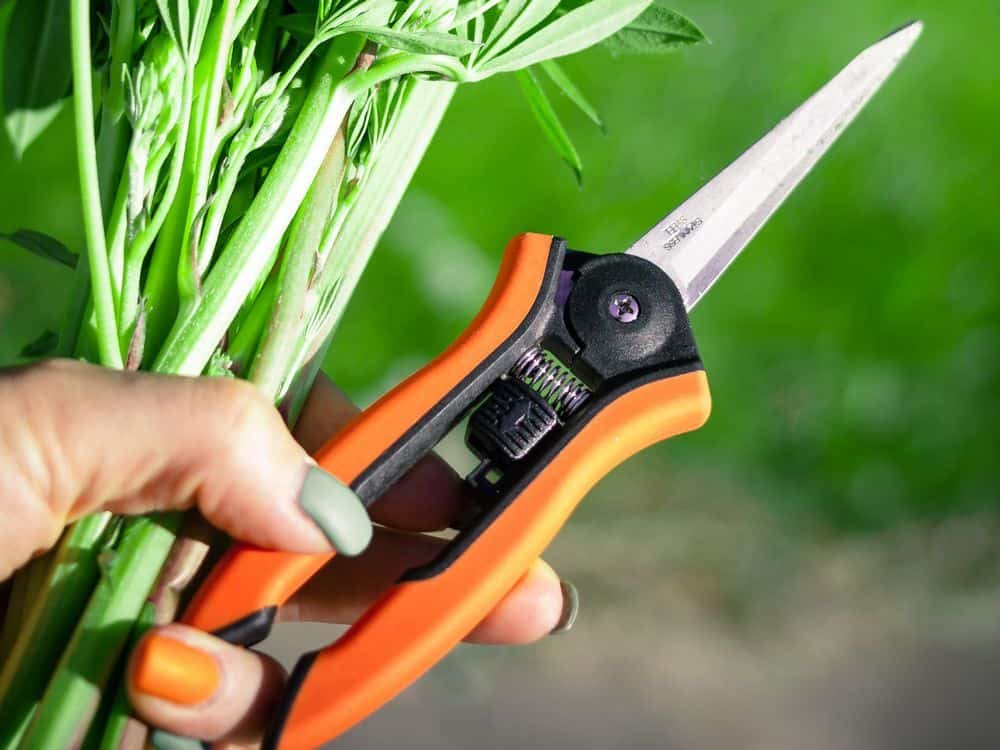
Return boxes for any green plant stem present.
[253,0,282,77]
[175,0,238,311]
[0,560,30,660]
[70,0,123,368]
[312,77,457,309]
[343,51,467,97]
[91,602,156,750]
[20,514,183,750]
[251,129,346,396]
[281,327,336,425]
[105,168,130,306]
[0,514,112,750]
[99,0,136,303]
[96,0,136,221]
[144,35,322,357]
[228,274,277,375]
[193,35,323,285]
[154,34,366,376]
[0,554,50,652]
[119,66,196,344]
[282,79,456,418]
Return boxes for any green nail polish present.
[298,465,372,556]
[550,581,579,635]
[150,730,207,750]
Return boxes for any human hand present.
[0,360,575,746]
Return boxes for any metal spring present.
[510,347,591,419]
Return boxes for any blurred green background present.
[3,0,999,747]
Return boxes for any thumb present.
[0,360,371,580]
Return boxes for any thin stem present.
[144,35,324,357]
[176,0,238,311]
[70,0,123,368]
[283,79,456,418]
[0,514,113,750]
[342,52,468,98]
[20,514,183,749]
[227,274,277,376]
[96,0,136,219]
[154,35,367,376]
[251,130,346,397]
[195,37,324,287]
[105,167,130,306]
[119,70,196,341]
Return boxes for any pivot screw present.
[608,292,640,323]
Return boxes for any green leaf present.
[449,0,506,29]
[602,6,706,55]
[1,229,79,267]
[277,12,316,41]
[485,0,561,60]
[539,58,605,132]
[2,0,72,158]
[488,0,530,47]
[342,25,481,57]
[477,0,651,76]
[20,330,59,358]
[516,67,582,184]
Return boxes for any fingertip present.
[297,463,373,556]
[465,559,568,645]
[128,624,286,744]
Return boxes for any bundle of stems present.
[0,0,703,745]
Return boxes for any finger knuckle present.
[209,377,273,435]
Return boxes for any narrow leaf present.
[154,0,178,45]
[2,0,72,158]
[1,229,79,267]
[276,12,315,41]
[20,330,59,358]
[516,67,582,184]
[539,59,605,132]
[602,6,706,55]
[484,0,561,60]
[449,0,505,29]
[487,0,530,48]
[478,0,651,75]
[341,25,481,56]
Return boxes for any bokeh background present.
[3,0,999,747]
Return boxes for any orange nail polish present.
[131,634,220,706]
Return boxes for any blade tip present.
[880,19,924,50]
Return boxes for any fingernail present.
[298,463,372,556]
[149,729,209,750]
[550,580,579,635]
[131,634,220,706]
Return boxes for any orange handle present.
[270,370,712,749]
[182,233,559,638]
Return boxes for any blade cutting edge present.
[627,21,923,310]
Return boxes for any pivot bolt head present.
[608,292,640,323]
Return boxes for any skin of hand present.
[0,359,576,746]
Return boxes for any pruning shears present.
[154,23,921,749]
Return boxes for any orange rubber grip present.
[183,233,557,635]
[274,370,712,749]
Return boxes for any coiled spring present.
[510,347,591,419]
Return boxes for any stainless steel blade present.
[627,22,922,310]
